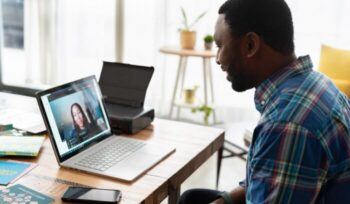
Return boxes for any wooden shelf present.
[173,100,215,109]
[159,46,216,58]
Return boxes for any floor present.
[161,152,246,203]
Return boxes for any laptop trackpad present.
[105,145,173,181]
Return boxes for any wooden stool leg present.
[169,57,185,118]
[179,57,188,98]
[203,57,217,124]
[202,58,208,106]
[206,58,217,123]
[177,57,188,120]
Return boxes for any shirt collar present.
[254,55,313,113]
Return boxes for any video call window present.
[49,84,107,150]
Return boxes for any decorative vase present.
[204,42,213,50]
[184,88,196,104]
[180,31,196,50]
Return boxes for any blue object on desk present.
[0,161,30,185]
[0,184,54,203]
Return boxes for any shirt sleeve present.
[246,122,329,204]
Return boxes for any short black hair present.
[219,0,294,54]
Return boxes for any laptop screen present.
[39,76,111,158]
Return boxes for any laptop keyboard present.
[75,138,145,172]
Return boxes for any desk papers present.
[0,184,54,203]
[0,136,45,156]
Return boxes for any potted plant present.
[183,85,198,104]
[179,7,206,50]
[191,104,213,125]
[204,34,214,50]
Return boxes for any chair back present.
[319,44,350,97]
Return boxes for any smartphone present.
[61,186,122,204]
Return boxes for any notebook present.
[0,184,54,203]
[0,136,45,156]
[36,75,175,181]
[0,161,31,185]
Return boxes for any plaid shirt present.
[246,55,350,203]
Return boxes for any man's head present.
[214,0,295,92]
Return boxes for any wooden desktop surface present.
[0,107,224,204]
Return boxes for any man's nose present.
[216,56,221,65]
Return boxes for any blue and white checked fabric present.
[245,55,350,203]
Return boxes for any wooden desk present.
[0,93,224,204]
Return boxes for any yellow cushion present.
[333,79,350,97]
[319,44,350,97]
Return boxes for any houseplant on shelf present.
[191,104,213,126]
[179,7,206,50]
[183,85,198,104]
[203,34,214,50]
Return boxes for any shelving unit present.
[159,46,218,124]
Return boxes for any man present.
[179,0,350,203]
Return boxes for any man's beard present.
[227,63,255,92]
[225,42,256,92]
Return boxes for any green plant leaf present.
[180,7,189,30]
[191,104,213,125]
[188,11,207,30]
[204,34,214,43]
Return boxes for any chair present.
[216,122,253,188]
[319,44,350,97]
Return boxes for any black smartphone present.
[61,186,122,204]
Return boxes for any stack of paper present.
[0,136,45,156]
[0,109,46,134]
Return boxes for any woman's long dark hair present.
[70,103,89,133]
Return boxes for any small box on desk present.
[99,62,155,134]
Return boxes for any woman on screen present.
[70,103,94,143]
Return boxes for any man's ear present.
[245,32,260,58]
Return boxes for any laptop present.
[36,75,175,181]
